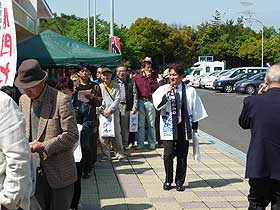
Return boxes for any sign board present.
[198,56,213,62]
[109,36,121,54]
[0,0,17,87]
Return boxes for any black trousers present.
[80,127,93,174]
[91,131,98,165]
[248,178,280,210]
[71,162,82,209]
[128,132,136,146]
[35,170,74,210]
[163,123,189,184]
[155,110,163,146]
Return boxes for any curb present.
[198,130,246,165]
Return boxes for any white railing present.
[12,0,37,34]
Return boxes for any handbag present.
[100,114,115,137]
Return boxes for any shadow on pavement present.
[188,178,244,188]
[112,160,146,167]
[81,203,153,210]
[114,167,154,175]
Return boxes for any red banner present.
[0,0,17,87]
[109,36,121,54]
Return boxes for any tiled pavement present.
[80,131,249,210]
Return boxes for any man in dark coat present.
[239,64,280,210]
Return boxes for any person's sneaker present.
[99,156,110,162]
[157,143,164,148]
[148,145,156,150]
[135,145,144,150]
[128,143,135,149]
[117,154,126,161]
[82,173,90,179]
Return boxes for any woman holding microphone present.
[152,64,208,191]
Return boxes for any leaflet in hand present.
[77,90,91,102]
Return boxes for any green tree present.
[126,17,194,70]
[274,52,280,64]
[39,13,280,69]
[40,14,127,52]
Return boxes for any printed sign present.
[0,0,17,87]
[109,36,121,54]
[129,111,138,132]
[160,112,173,140]
[100,114,115,137]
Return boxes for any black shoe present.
[82,173,90,179]
[163,182,172,190]
[176,183,184,191]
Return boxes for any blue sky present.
[46,0,279,31]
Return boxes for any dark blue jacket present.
[239,88,280,180]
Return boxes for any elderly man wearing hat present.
[15,59,79,210]
[98,67,126,161]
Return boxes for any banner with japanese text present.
[0,0,17,87]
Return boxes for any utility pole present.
[87,0,90,45]
[93,0,96,47]
[110,0,114,37]
[245,17,264,67]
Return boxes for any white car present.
[200,71,222,88]
[191,73,212,88]
[204,70,229,89]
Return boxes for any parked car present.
[213,73,256,93]
[192,75,205,87]
[204,70,229,89]
[218,67,268,81]
[233,72,265,94]
[199,71,222,88]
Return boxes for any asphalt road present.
[196,89,251,153]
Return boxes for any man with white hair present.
[239,64,280,210]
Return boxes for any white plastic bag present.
[129,111,138,132]
[192,131,201,161]
[100,114,115,137]
[73,124,83,162]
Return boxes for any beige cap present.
[143,56,152,63]
[163,68,169,78]
[101,67,112,74]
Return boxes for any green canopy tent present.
[17,30,122,68]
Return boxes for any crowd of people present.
[1,57,280,210]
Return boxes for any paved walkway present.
[80,131,249,210]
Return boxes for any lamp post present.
[93,0,96,47]
[245,17,264,67]
[87,0,90,45]
[110,0,114,37]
